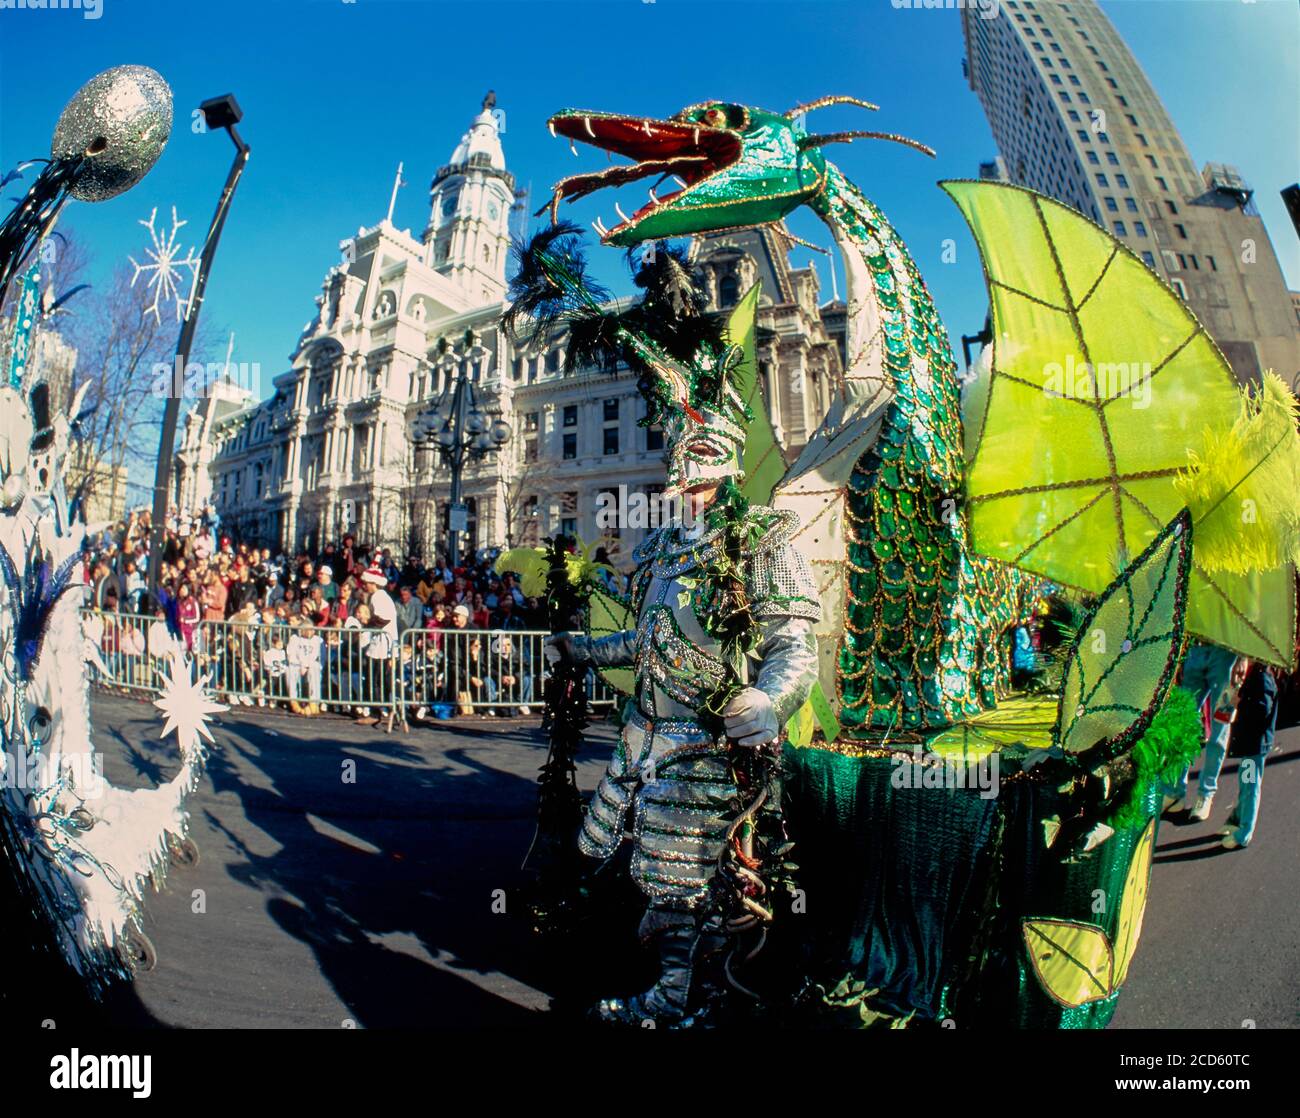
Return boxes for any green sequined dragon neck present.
[812,163,1020,732]
[545,97,1022,735]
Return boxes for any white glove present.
[722,687,779,747]
[543,632,575,666]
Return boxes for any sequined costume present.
[568,506,819,1019]
[523,94,1299,1027]
[515,279,825,1023]
[575,508,818,881]
[0,67,222,1014]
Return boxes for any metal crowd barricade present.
[401,627,620,715]
[196,617,402,722]
[402,627,544,715]
[81,610,623,720]
[81,609,171,694]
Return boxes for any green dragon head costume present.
[545,96,931,245]
[531,93,1300,1029]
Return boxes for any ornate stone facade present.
[176,97,848,567]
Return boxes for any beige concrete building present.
[961,0,1300,385]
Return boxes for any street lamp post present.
[412,330,512,568]
[147,93,250,593]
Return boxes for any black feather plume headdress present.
[501,224,727,382]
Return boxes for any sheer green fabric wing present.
[927,695,1058,764]
[1189,564,1296,668]
[1057,511,1192,760]
[942,180,1295,667]
[728,283,786,507]
[588,585,635,695]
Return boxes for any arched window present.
[719,274,740,308]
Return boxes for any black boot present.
[593,909,726,1027]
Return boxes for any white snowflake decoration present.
[153,647,226,755]
[129,206,200,325]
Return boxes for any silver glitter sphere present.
[51,65,173,203]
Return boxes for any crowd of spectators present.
[80,506,608,724]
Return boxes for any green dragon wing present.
[587,584,635,696]
[729,282,787,507]
[943,179,1297,667]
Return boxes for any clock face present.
[441,193,458,217]
[487,201,500,221]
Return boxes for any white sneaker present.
[1220,833,1244,850]
[1188,794,1213,823]
[358,707,371,718]
[518,705,531,716]
[415,706,428,721]
[1161,794,1186,816]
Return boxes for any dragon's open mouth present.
[543,111,741,241]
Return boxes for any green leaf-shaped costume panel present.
[1056,510,1192,761]
[942,179,1295,667]
[926,695,1056,763]
[729,283,786,508]
[587,585,635,696]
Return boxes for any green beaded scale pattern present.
[813,166,1021,733]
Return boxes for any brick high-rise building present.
[961,0,1300,384]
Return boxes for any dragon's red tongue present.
[554,156,708,204]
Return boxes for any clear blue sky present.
[2,0,1297,396]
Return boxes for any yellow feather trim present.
[1175,372,1300,575]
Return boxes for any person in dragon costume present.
[528,95,1300,1027]
[547,329,823,1026]
[504,226,824,1024]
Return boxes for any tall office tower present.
[961,0,1300,384]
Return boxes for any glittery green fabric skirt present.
[783,742,1160,1028]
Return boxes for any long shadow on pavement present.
[95,691,635,1028]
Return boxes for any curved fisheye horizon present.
[0,0,1296,1088]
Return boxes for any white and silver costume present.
[565,504,820,1021]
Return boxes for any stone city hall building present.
[174,95,846,565]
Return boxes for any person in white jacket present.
[286,617,323,716]
[300,619,324,713]
[261,632,289,706]
[356,565,398,725]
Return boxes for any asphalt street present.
[88,692,1298,1029]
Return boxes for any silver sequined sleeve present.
[746,522,822,725]
[747,526,821,625]
[569,629,637,669]
[753,616,819,726]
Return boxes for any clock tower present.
[424,92,516,305]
